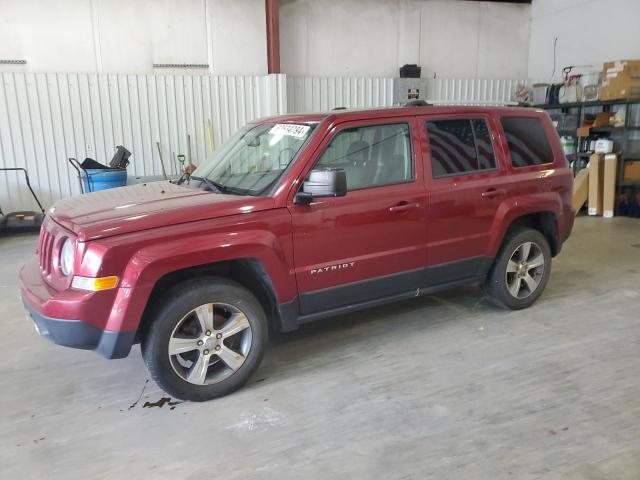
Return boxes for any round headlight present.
[60,238,75,276]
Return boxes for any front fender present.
[104,227,295,333]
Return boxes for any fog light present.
[71,275,119,291]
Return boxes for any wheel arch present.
[136,258,297,343]
[488,189,566,259]
[500,211,560,256]
[102,226,299,349]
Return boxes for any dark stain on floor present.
[142,397,182,410]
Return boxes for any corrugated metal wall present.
[426,78,533,105]
[1,73,532,211]
[287,76,394,113]
[0,73,286,212]
[286,76,533,112]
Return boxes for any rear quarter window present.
[501,116,553,167]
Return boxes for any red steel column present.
[265,0,280,74]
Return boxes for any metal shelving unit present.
[535,99,640,195]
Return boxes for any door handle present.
[389,202,420,213]
[481,188,506,199]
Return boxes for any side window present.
[501,116,553,167]
[426,118,496,178]
[315,123,413,190]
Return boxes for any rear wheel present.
[484,228,551,309]
[142,278,268,401]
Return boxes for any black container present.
[399,64,421,78]
[546,84,562,105]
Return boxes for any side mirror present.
[295,168,347,204]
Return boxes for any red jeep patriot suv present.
[20,105,574,401]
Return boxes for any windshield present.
[193,122,314,195]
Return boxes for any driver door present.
[288,117,428,316]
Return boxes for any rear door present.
[288,117,428,316]
[420,113,509,281]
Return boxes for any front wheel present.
[484,228,552,310]
[142,278,268,402]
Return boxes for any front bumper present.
[20,255,135,359]
[24,301,135,358]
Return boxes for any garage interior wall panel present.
[0,73,286,212]
[280,0,531,78]
[286,76,395,113]
[287,76,534,112]
[427,78,535,105]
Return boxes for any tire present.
[141,277,268,402]
[484,228,552,310]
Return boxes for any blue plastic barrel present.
[80,169,127,192]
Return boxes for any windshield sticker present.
[269,123,310,138]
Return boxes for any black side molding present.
[278,256,494,330]
[298,276,485,324]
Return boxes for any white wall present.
[0,0,267,74]
[528,0,640,81]
[15,0,640,82]
[0,0,97,72]
[280,0,531,78]
[280,0,402,78]
[208,0,267,74]
[420,0,531,79]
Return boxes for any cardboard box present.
[593,112,614,127]
[601,60,640,100]
[624,161,640,181]
[572,168,589,213]
[576,126,591,137]
[601,80,640,100]
[602,154,618,218]
[577,112,614,136]
[588,154,604,216]
[603,60,640,77]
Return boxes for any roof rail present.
[404,99,432,107]
[332,106,347,110]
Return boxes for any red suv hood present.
[50,181,275,241]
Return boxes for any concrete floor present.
[1,216,639,480]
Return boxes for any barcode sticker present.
[269,123,310,138]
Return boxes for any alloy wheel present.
[168,303,252,385]
[505,241,545,299]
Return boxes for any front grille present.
[38,226,55,275]
[36,217,75,290]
